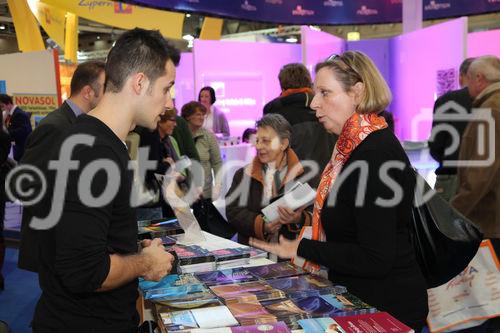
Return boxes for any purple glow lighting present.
[301,25,344,79]
[390,17,467,141]
[174,53,195,110]
[468,29,500,58]
[193,39,301,137]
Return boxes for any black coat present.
[7,106,32,161]
[18,101,76,272]
[429,87,472,175]
[297,128,428,329]
[264,91,337,188]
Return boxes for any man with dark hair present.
[0,94,32,161]
[17,60,106,272]
[32,28,180,332]
[264,63,337,188]
[429,57,475,201]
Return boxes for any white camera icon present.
[412,100,495,168]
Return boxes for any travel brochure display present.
[136,203,402,332]
[138,262,400,333]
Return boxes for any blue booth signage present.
[121,0,500,25]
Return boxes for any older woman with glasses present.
[225,113,312,246]
[251,51,428,330]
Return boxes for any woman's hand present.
[277,206,304,225]
[264,218,282,235]
[250,235,300,259]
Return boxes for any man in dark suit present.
[17,60,105,272]
[0,94,32,161]
[0,127,11,290]
[429,58,475,201]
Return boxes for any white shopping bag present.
[427,240,500,333]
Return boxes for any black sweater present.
[33,115,138,333]
[297,128,428,329]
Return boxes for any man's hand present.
[141,238,175,281]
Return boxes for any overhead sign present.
[121,0,500,25]
[40,0,184,40]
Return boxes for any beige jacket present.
[452,82,500,238]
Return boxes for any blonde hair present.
[315,51,392,114]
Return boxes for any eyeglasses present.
[326,54,362,82]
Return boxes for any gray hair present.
[469,55,500,83]
[256,114,292,141]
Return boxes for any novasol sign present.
[13,93,58,114]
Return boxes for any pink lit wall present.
[301,26,344,78]
[390,17,467,141]
[193,39,301,138]
[174,52,195,111]
[468,29,500,57]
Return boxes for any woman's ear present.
[351,82,365,105]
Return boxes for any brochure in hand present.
[261,182,316,222]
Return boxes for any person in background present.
[198,86,230,137]
[172,114,200,161]
[251,51,428,330]
[241,127,257,145]
[181,101,223,233]
[158,108,181,170]
[32,28,178,333]
[0,127,11,291]
[452,55,500,256]
[226,114,312,245]
[17,60,106,273]
[0,94,32,161]
[429,58,475,201]
[264,63,337,188]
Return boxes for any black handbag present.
[411,171,483,288]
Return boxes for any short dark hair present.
[181,101,207,119]
[0,94,13,105]
[198,86,216,104]
[459,57,475,76]
[105,28,180,93]
[70,60,106,96]
[278,63,312,90]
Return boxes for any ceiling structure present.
[0,0,499,59]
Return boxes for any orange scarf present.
[296,112,388,273]
[280,87,313,98]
